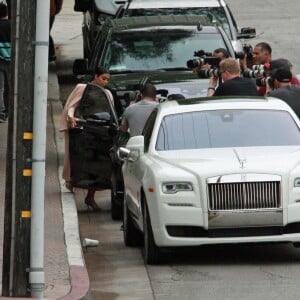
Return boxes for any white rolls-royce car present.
[118,96,300,264]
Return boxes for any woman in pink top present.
[60,67,113,211]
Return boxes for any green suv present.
[73,15,237,219]
[74,15,236,108]
[75,0,255,59]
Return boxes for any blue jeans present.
[0,69,5,118]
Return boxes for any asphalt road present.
[226,0,300,74]
[55,1,300,299]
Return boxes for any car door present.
[69,83,119,190]
[125,109,158,226]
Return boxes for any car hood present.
[109,70,209,99]
[155,146,300,177]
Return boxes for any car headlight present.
[295,178,300,187]
[162,182,193,194]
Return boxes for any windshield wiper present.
[157,67,190,71]
[109,70,146,74]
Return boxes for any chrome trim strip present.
[208,210,283,228]
[207,179,281,211]
[207,173,281,184]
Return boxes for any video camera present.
[186,49,221,69]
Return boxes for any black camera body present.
[256,76,275,89]
[235,43,253,60]
[187,49,221,69]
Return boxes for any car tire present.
[142,201,160,265]
[123,196,143,247]
[110,175,123,220]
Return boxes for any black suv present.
[74,15,236,105]
[74,0,126,58]
[73,15,236,220]
[75,0,255,59]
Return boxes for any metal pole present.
[8,0,20,295]
[29,0,50,297]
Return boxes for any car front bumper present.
[150,202,300,247]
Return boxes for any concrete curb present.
[49,65,90,300]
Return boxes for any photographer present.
[267,68,300,118]
[120,83,158,137]
[207,58,258,97]
[240,42,273,96]
[241,42,272,71]
[269,58,300,85]
[248,58,300,97]
[188,48,228,91]
[197,48,229,71]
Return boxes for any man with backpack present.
[0,1,10,122]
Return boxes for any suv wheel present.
[123,196,143,247]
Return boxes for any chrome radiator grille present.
[208,181,281,211]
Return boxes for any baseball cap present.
[273,68,292,83]
[269,58,292,71]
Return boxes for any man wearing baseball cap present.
[269,58,300,84]
[268,68,300,118]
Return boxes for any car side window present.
[156,111,211,150]
[143,109,158,153]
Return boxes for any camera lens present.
[186,59,200,69]
[197,68,219,78]
[243,69,265,78]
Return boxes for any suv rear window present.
[123,7,232,38]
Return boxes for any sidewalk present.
[0,0,154,298]
[0,1,89,298]
[0,66,89,300]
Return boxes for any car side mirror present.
[73,59,88,75]
[117,147,131,162]
[117,135,145,162]
[237,27,256,39]
[117,147,140,162]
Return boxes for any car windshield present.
[156,109,300,150]
[103,28,227,72]
[123,8,232,38]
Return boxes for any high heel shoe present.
[84,196,101,212]
[64,181,74,193]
